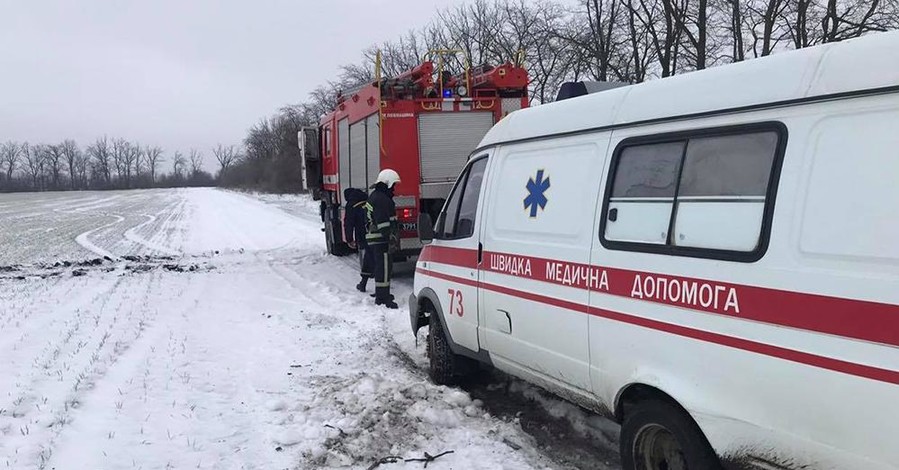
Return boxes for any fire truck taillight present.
[401,208,415,220]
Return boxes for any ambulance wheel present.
[427,313,474,386]
[620,400,721,470]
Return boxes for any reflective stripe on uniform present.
[377,222,391,229]
[376,282,391,287]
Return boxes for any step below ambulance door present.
[422,155,490,353]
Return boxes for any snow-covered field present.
[0,188,619,470]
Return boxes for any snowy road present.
[0,188,619,470]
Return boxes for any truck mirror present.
[418,213,435,245]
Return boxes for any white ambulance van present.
[409,31,899,470]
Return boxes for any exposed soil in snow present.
[0,188,619,469]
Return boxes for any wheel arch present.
[412,287,491,365]
[614,382,691,424]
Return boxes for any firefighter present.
[343,188,373,292]
[366,169,401,309]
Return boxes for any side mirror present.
[418,213,435,245]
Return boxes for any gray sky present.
[0,0,462,170]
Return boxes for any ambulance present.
[409,31,899,470]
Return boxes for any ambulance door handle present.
[608,208,618,222]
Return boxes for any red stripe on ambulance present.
[419,245,899,348]
[416,266,899,385]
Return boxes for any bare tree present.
[622,0,655,82]
[22,143,45,190]
[112,138,128,184]
[134,143,145,181]
[212,144,237,173]
[86,136,112,186]
[821,0,892,43]
[144,145,164,183]
[743,0,790,57]
[2,141,22,183]
[626,0,680,77]
[43,144,64,189]
[123,141,140,188]
[436,0,505,70]
[720,0,747,60]
[564,0,624,81]
[666,0,712,70]
[172,151,187,178]
[189,149,203,177]
[61,139,80,190]
[74,148,90,189]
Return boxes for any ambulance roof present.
[479,30,899,148]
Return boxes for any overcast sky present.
[0,0,463,169]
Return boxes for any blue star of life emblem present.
[524,169,550,218]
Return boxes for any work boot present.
[375,298,399,309]
[356,277,368,292]
[375,288,397,309]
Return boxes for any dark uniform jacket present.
[365,183,397,246]
[343,188,369,248]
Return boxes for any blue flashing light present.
[442,89,453,98]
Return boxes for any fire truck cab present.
[300,56,528,257]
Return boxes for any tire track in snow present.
[27,273,159,469]
[123,214,181,257]
[74,214,124,260]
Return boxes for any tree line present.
[223,0,897,194]
[0,138,224,192]
[6,0,894,194]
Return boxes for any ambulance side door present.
[479,139,606,393]
[425,155,490,352]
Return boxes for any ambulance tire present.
[427,313,475,386]
[620,400,721,470]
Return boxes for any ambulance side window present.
[601,123,785,262]
[674,132,779,251]
[605,142,685,245]
[436,172,465,239]
[436,157,487,240]
[455,159,487,238]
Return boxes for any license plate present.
[401,222,417,232]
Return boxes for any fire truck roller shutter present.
[366,114,380,188]
[418,112,494,184]
[350,119,367,189]
[338,118,350,198]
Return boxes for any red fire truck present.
[299,53,529,257]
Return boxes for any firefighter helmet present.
[376,169,401,188]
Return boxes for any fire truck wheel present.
[324,218,349,256]
[620,400,721,470]
[426,313,474,386]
